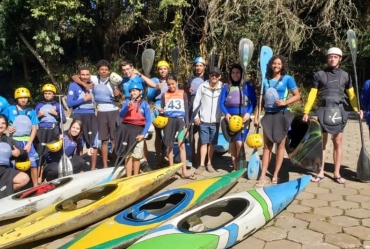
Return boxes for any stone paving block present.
[359,189,370,196]
[295,213,326,222]
[286,204,311,213]
[343,226,370,240]
[253,226,287,242]
[301,242,340,249]
[232,237,265,249]
[364,241,370,249]
[346,208,370,219]
[345,194,370,203]
[313,206,344,216]
[305,186,330,194]
[345,182,370,190]
[319,182,345,189]
[295,192,314,200]
[325,233,362,249]
[43,237,74,249]
[301,199,328,208]
[362,202,370,210]
[264,240,301,249]
[287,228,323,243]
[309,220,342,234]
[363,218,370,228]
[328,216,360,227]
[331,187,358,196]
[316,193,343,201]
[330,200,359,210]
[276,210,295,219]
[275,217,308,230]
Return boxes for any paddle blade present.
[357,146,370,183]
[141,49,155,76]
[58,154,73,178]
[347,29,357,65]
[172,47,179,75]
[247,149,260,180]
[260,46,273,83]
[237,145,247,170]
[238,38,249,69]
[246,39,254,63]
[209,50,216,72]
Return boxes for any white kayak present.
[0,167,124,220]
[130,175,311,249]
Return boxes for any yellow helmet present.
[157,60,170,69]
[228,116,243,132]
[153,116,168,129]
[14,87,31,99]
[15,160,31,171]
[42,83,56,94]
[46,140,63,152]
[246,133,263,148]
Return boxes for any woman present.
[0,114,29,199]
[219,64,257,171]
[43,119,89,181]
[255,55,301,186]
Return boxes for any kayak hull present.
[60,169,246,249]
[130,175,311,249]
[0,165,181,248]
[0,167,124,220]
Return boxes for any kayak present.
[0,167,124,221]
[130,175,311,249]
[214,132,229,154]
[0,165,181,248]
[285,116,322,173]
[60,169,246,249]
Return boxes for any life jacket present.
[94,76,116,103]
[147,78,161,101]
[75,85,94,110]
[264,77,286,108]
[123,101,146,125]
[0,142,12,166]
[190,77,204,96]
[39,102,58,124]
[12,106,32,137]
[164,90,186,118]
[317,69,347,104]
[225,86,249,108]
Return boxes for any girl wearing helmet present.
[157,74,196,180]
[303,47,363,184]
[114,82,151,177]
[35,84,66,183]
[219,64,257,171]
[256,55,301,187]
[0,114,29,199]
[43,120,89,181]
[4,87,40,187]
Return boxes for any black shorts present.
[70,113,98,148]
[162,118,185,147]
[0,166,20,199]
[35,127,60,163]
[114,123,144,157]
[97,110,119,140]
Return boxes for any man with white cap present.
[303,47,363,184]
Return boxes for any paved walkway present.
[2,117,370,249]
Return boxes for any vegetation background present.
[0,0,369,113]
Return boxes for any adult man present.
[67,66,98,170]
[193,67,223,175]
[303,47,363,184]
[185,57,208,166]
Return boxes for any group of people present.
[0,45,367,199]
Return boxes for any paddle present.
[247,46,273,179]
[56,95,73,178]
[142,49,155,76]
[209,50,216,72]
[172,46,179,75]
[347,29,370,182]
[237,38,253,170]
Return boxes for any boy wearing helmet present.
[4,87,40,187]
[35,83,66,182]
[303,47,363,184]
[114,82,151,176]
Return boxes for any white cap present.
[327,47,343,57]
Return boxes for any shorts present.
[127,140,144,160]
[261,110,294,144]
[15,141,39,168]
[97,110,119,140]
[35,127,60,164]
[70,113,98,148]
[200,123,220,145]
[0,166,21,198]
[162,118,186,146]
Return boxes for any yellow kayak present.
[0,165,181,248]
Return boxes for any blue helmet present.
[193,57,206,65]
[129,82,143,92]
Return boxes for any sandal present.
[255,179,265,187]
[311,175,324,183]
[181,174,196,180]
[271,178,279,184]
[334,176,346,184]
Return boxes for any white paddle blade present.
[141,49,155,76]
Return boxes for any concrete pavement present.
[2,117,370,249]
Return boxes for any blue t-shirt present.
[5,105,39,126]
[263,75,297,113]
[121,76,145,99]
[0,96,9,115]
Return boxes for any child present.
[43,119,89,181]
[35,83,66,183]
[114,82,151,177]
[5,88,40,187]
[157,74,196,180]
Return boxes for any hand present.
[59,134,63,140]
[302,114,309,122]
[276,99,287,107]
[136,134,145,141]
[8,126,16,134]
[11,145,20,157]
[84,92,93,102]
[113,88,121,97]
[189,86,194,93]
[194,118,200,126]
[254,115,259,128]
[24,143,31,153]
[225,113,231,122]
[48,108,58,116]
[155,84,162,90]
[358,110,364,120]
[242,113,250,123]
[38,110,45,117]
[84,83,94,90]
[157,107,164,114]
[132,69,142,77]
[128,98,135,107]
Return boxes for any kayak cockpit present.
[286,116,310,154]
[55,184,118,211]
[179,198,249,232]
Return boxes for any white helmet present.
[327,47,343,57]
[109,72,123,85]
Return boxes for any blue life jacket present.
[39,102,58,124]
[13,107,32,137]
[0,142,11,166]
